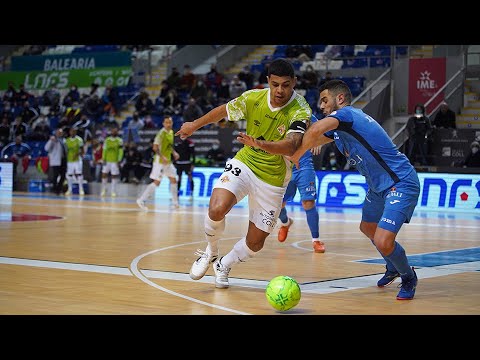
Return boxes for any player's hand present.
[173,151,180,161]
[310,145,322,155]
[236,132,257,148]
[175,122,196,140]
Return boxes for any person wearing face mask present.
[459,141,480,168]
[206,139,226,167]
[406,103,432,166]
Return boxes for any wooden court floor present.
[1,192,479,315]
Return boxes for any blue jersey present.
[294,114,318,172]
[324,106,414,192]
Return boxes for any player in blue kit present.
[239,79,419,300]
[277,114,325,253]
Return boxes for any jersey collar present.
[267,89,297,112]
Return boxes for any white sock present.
[170,182,178,205]
[67,176,73,191]
[204,213,225,255]
[77,175,84,190]
[101,178,107,192]
[221,237,256,268]
[111,177,118,193]
[140,182,157,201]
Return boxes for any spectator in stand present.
[406,103,433,166]
[433,101,456,129]
[88,83,100,97]
[166,67,182,91]
[123,112,144,144]
[63,102,82,125]
[66,84,81,103]
[19,101,39,126]
[0,135,31,190]
[319,71,334,87]
[83,94,104,121]
[29,114,51,141]
[301,64,319,89]
[206,139,226,167]
[102,84,119,116]
[257,62,270,86]
[3,82,17,107]
[205,63,223,92]
[10,116,29,141]
[135,90,154,118]
[183,97,204,123]
[16,84,33,104]
[163,89,183,116]
[180,64,196,93]
[44,128,67,195]
[457,140,480,168]
[154,80,170,115]
[238,65,255,90]
[216,78,231,103]
[229,75,247,99]
[1,100,14,122]
[42,85,61,107]
[320,142,346,170]
[0,115,11,149]
[190,77,208,103]
[158,80,170,99]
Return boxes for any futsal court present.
[1,189,479,316]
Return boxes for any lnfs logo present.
[419,175,480,210]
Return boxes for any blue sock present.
[371,239,397,273]
[305,207,319,239]
[385,242,414,279]
[279,207,288,224]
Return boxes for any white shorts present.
[149,161,177,181]
[102,162,120,176]
[213,158,286,233]
[67,160,83,176]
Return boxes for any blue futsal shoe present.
[396,267,418,300]
[377,267,401,287]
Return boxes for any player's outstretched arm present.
[289,116,338,167]
[236,131,303,156]
[175,104,228,139]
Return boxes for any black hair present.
[268,58,295,78]
[318,79,352,104]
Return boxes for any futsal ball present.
[265,275,301,312]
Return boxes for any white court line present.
[1,255,478,297]
[129,246,251,315]
[10,200,480,228]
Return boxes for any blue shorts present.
[362,170,420,233]
[283,168,317,202]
